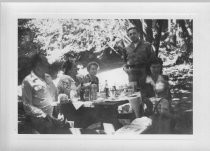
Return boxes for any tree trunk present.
[154,20,164,56]
[175,19,193,64]
[177,20,189,38]
[143,19,153,43]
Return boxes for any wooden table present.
[58,99,129,130]
[93,100,129,130]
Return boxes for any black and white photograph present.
[2,2,210,151]
[17,18,193,135]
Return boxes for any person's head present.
[31,52,50,76]
[50,61,62,80]
[57,75,73,96]
[87,61,99,76]
[149,57,163,76]
[62,59,78,77]
[127,27,140,43]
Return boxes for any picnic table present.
[56,93,142,131]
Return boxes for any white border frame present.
[1,2,210,151]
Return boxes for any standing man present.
[124,27,156,90]
[123,27,156,117]
[21,53,70,134]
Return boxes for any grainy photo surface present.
[18,19,193,134]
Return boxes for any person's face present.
[150,63,162,76]
[62,80,71,94]
[66,64,78,77]
[128,29,140,43]
[89,65,98,76]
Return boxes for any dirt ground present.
[171,91,193,134]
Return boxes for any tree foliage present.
[19,19,133,63]
[18,19,193,90]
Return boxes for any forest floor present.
[171,90,193,134]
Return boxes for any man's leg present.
[30,116,55,134]
[30,115,71,134]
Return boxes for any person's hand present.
[123,64,128,71]
[121,104,132,113]
[83,82,91,87]
[51,101,59,106]
[37,112,47,118]
[83,101,94,107]
[57,113,64,121]
[149,97,157,103]
[58,93,69,104]
[123,64,133,73]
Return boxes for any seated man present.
[21,53,70,134]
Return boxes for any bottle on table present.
[104,80,109,98]
[90,84,97,100]
[84,87,90,101]
[79,82,85,101]
[110,85,117,98]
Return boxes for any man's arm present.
[22,80,46,118]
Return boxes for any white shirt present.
[22,71,58,117]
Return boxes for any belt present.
[126,64,146,68]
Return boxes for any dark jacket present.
[125,40,156,67]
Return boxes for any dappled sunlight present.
[73,66,129,89]
[97,67,129,89]
[18,18,193,134]
[78,66,129,89]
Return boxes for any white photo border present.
[1,2,210,151]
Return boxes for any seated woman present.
[83,61,100,91]
[56,60,99,129]
[140,57,174,134]
[62,58,83,87]
[57,74,76,103]
[78,61,100,101]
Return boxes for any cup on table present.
[127,88,134,96]
[128,81,137,92]
[65,120,74,128]
[100,92,106,99]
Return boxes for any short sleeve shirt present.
[22,71,57,116]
